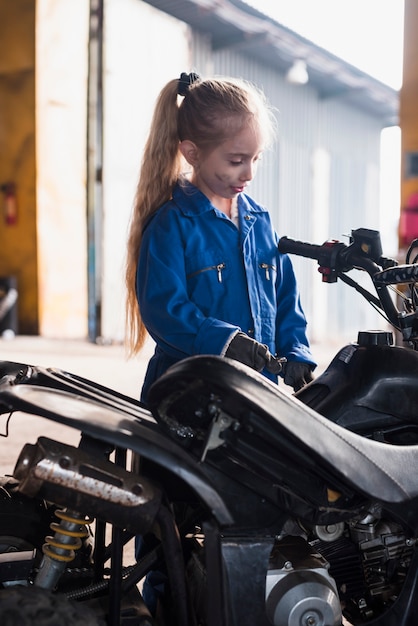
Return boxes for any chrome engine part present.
[13,437,161,534]
[265,535,341,626]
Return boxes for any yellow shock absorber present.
[43,509,93,562]
[36,509,94,589]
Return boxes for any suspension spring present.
[35,509,94,590]
[43,509,93,562]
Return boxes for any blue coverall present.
[137,181,315,401]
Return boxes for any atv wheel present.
[0,585,106,625]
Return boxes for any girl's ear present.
[179,140,200,166]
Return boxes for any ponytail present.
[125,79,182,355]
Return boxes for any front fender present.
[0,361,233,527]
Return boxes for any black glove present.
[282,361,314,392]
[225,332,285,375]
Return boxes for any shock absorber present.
[35,508,93,590]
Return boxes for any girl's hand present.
[225,332,285,375]
[282,361,314,391]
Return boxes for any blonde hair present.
[125,74,276,355]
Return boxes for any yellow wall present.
[0,0,38,333]
[0,0,89,338]
[400,0,418,227]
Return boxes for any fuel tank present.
[296,330,418,442]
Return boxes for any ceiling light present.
[286,59,309,85]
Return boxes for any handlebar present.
[278,228,403,333]
[278,238,350,279]
[278,228,394,280]
[278,228,418,345]
[278,237,339,262]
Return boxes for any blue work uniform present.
[137,181,315,401]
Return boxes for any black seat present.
[148,355,418,506]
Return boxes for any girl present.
[125,72,315,400]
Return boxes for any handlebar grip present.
[278,237,325,260]
[278,236,347,265]
[373,264,418,286]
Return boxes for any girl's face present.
[182,122,264,213]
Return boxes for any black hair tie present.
[178,72,200,96]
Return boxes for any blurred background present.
[0,0,414,353]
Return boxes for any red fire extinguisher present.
[0,182,18,226]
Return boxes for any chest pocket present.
[259,262,277,282]
[187,262,226,283]
[185,250,230,309]
[256,252,278,318]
